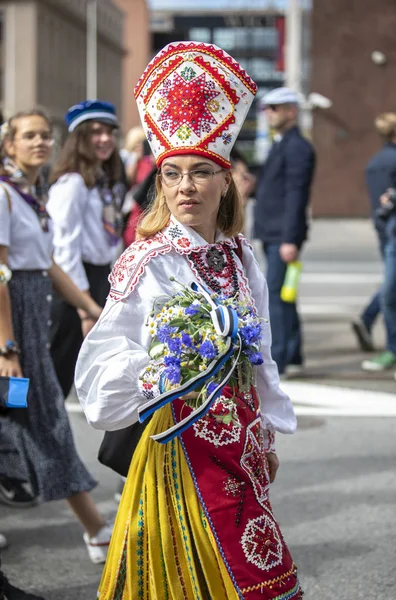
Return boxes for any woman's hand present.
[0,354,23,378]
[266,452,280,483]
[380,189,392,206]
[81,317,96,338]
[85,300,102,321]
[279,243,298,263]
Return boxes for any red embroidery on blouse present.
[108,234,172,301]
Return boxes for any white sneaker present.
[83,524,113,564]
[0,532,8,549]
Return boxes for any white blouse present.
[75,218,296,447]
[0,183,53,270]
[47,173,115,291]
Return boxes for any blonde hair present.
[375,113,396,140]
[136,175,244,240]
[124,126,146,153]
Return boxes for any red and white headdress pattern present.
[134,41,257,169]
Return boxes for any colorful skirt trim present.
[99,389,302,599]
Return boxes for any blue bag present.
[0,376,29,408]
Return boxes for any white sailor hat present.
[263,87,300,106]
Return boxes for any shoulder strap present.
[0,183,12,213]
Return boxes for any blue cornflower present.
[207,381,219,395]
[164,356,181,368]
[165,365,181,385]
[157,325,177,343]
[181,332,193,348]
[246,350,264,366]
[167,337,182,356]
[240,324,262,345]
[198,340,217,360]
[185,304,199,316]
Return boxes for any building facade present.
[113,0,150,133]
[0,0,124,137]
[150,8,286,164]
[311,0,396,217]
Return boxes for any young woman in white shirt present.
[0,110,113,565]
[75,41,302,599]
[47,100,126,399]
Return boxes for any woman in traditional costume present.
[47,101,125,399]
[0,110,113,564]
[76,42,302,598]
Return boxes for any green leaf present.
[149,342,165,359]
[168,318,186,328]
[222,413,233,425]
[183,368,200,379]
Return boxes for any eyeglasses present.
[159,168,224,187]
[14,132,54,145]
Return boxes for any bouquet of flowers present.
[139,278,264,418]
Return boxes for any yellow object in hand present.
[280,261,302,303]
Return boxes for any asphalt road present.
[2,411,395,600]
[1,219,395,600]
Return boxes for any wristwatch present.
[0,340,21,358]
[0,263,12,284]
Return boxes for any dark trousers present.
[360,236,386,331]
[382,240,396,353]
[263,243,303,374]
[50,262,110,398]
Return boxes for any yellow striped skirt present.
[98,403,239,600]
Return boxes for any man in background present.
[254,87,316,377]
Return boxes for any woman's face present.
[6,115,53,171]
[160,155,231,242]
[90,121,116,163]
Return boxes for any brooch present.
[206,247,225,273]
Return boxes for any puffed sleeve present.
[239,240,297,446]
[0,188,11,247]
[75,258,174,431]
[47,174,90,291]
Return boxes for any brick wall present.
[311,0,396,216]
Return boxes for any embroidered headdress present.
[134,41,257,169]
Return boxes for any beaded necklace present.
[188,244,239,297]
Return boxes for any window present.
[251,27,278,49]
[213,28,236,50]
[189,28,211,43]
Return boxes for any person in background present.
[360,113,396,372]
[0,110,112,563]
[0,110,46,600]
[230,146,256,240]
[119,126,146,187]
[48,100,126,400]
[121,135,156,248]
[254,87,316,378]
[122,164,157,248]
[352,113,396,360]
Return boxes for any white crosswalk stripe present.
[281,381,396,417]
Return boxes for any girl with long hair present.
[48,100,126,399]
[0,109,113,566]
